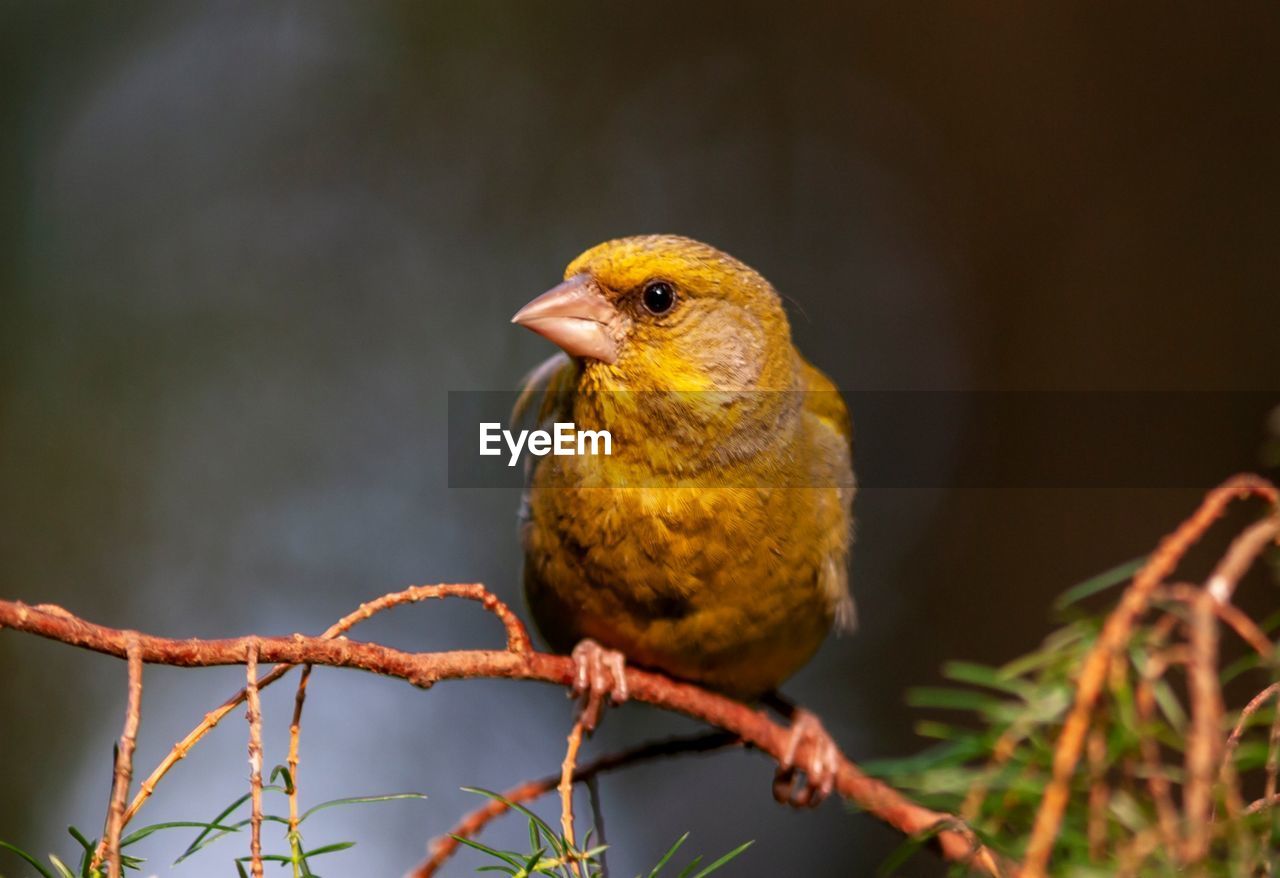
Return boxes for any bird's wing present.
[511,352,578,428]
[800,358,857,631]
[799,356,853,447]
[512,353,580,534]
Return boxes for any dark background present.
[1,3,1277,876]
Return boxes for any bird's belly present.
[523,485,835,698]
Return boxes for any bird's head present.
[512,235,796,391]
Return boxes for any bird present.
[511,234,855,805]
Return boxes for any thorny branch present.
[93,635,142,878]
[246,642,265,878]
[287,663,313,848]
[559,716,588,877]
[0,594,1003,875]
[3,475,1278,877]
[124,583,522,829]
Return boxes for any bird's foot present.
[773,708,839,808]
[569,638,629,732]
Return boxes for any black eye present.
[641,281,676,314]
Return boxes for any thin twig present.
[1205,515,1280,605]
[246,641,265,878]
[1022,474,1278,878]
[94,635,143,878]
[1265,686,1280,865]
[411,732,737,878]
[1183,589,1225,863]
[560,715,587,876]
[1133,659,1183,853]
[1245,790,1280,815]
[1160,583,1275,659]
[288,664,313,855]
[1222,684,1280,779]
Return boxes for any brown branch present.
[1129,610,1184,852]
[287,663,313,846]
[1266,687,1280,859]
[560,716,587,876]
[1158,584,1275,659]
[1210,680,1280,848]
[1133,662,1183,852]
[1244,791,1280,816]
[94,635,143,878]
[1224,684,1280,769]
[1022,474,1279,878]
[412,732,738,878]
[246,642,265,878]
[0,598,1002,876]
[1183,589,1224,863]
[121,584,525,829]
[1205,515,1280,605]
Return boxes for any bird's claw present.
[773,709,839,808]
[570,638,629,732]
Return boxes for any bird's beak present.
[511,273,620,364]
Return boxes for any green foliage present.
[455,788,752,878]
[0,766,424,878]
[1,779,749,877]
[866,557,1280,876]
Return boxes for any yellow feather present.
[521,236,855,698]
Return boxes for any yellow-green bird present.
[512,235,854,804]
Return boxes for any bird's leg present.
[570,639,629,733]
[763,692,840,808]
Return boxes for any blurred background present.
[1,2,1277,875]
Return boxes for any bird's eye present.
[641,281,676,315]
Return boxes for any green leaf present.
[674,853,707,878]
[1149,679,1188,733]
[1261,609,1280,634]
[1221,652,1262,684]
[449,835,525,869]
[527,811,543,854]
[64,826,96,876]
[177,792,252,862]
[302,842,354,858]
[0,841,57,878]
[65,827,95,857]
[878,824,944,876]
[685,840,753,877]
[646,831,688,877]
[905,687,1008,713]
[462,788,567,858]
[521,846,548,874]
[270,765,295,795]
[298,793,425,824]
[1054,556,1147,610]
[122,820,238,849]
[942,661,1032,698]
